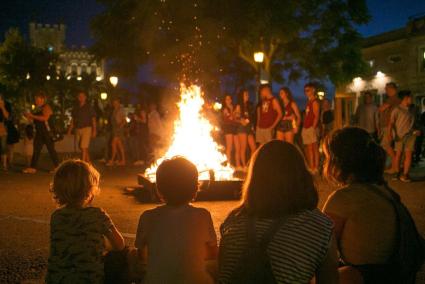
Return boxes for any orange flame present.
[144,84,234,182]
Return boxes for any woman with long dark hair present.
[221,95,241,169]
[219,140,338,283]
[235,89,256,169]
[322,127,411,283]
[276,87,301,144]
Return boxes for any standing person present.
[354,92,378,137]
[320,98,334,140]
[387,91,420,182]
[147,102,164,151]
[67,91,97,163]
[135,157,218,284]
[256,84,282,145]
[219,141,338,284]
[136,106,149,165]
[23,91,59,174]
[106,98,126,166]
[302,83,321,173]
[276,87,301,144]
[235,89,256,169]
[414,106,425,163]
[378,82,399,165]
[0,94,11,170]
[46,159,125,283]
[222,95,241,169]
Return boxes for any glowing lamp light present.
[317,91,325,100]
[31,104,35,110]
[213,102,222,111]
[96,76,102,81]
[66,75,71,80]
[26,73,30,80]
[100,92,108,100]
[376,71,385,79]
[109,76,118,87]
[254,52,264,63]
[260,79,269,84]
[126,117,131,123]
[77,76,82,81]
[46,75,51,80]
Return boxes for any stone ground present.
[0,156,424,283]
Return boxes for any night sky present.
[1,0,425,95]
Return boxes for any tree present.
[0,28,58,113]
[92,0,370,87]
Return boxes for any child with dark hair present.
[387,91,420,182]
[135,157,218,283]
[46,159,125,283]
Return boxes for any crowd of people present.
[221,83,331,174]
[45,127,424,283]
[354,82,425,182]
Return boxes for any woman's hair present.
[237,89,249,114]
[156,156,198,206]
[279,87,294,102]
[34,91,47,100]
[323,127,386,185]
[51,159,100,206]
[240,140,318,218]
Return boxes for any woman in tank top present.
[234,89,256,170]
[221,95,241,169]
[276,87,301,144]
[23,91,59,174]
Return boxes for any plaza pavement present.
[0,157,424,283]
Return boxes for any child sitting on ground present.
[46,159,125,283]
[135,157,218,283]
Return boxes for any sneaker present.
[399,174,412,183]
[22,167,37,174]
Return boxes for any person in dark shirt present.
[67,91,97,163]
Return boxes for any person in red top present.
[256,84,282,145]
[276,87,301,144]
[302,83,320,173]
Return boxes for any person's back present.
[46,160,125,284]
[135,157,217,284]
[137,205,216,284]
[219,208,333,283]
[47,206,115,283]
[323,183,397,264]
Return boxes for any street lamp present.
[254,52,264,63]
[100,92,108,100]
[109,76,118,87]
[96,76,102,82]
[46,75,51,80]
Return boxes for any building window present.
[388,55,402,64]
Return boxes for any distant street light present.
[254,52,264,63]
[96,76,102,82]
[46,75,51,80]
[26,73,30,80]
[100,92,108,100]
[109,76,118,87]
[77,76,82,81]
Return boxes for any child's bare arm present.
[105,225,125,251]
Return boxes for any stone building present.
[29,22,104,79]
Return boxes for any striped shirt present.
[219,208,333,284]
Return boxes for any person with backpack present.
[218,140,338,284]
[323,127,425,283]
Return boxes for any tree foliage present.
[92,0,370,87]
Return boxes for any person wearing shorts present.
[276,87,301,144]
[256,84,282,145]
[222,95,241,168]
[378,82,399,164]
[387,91,419,182]
[68,91,97,163]
[302,83,320,173]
